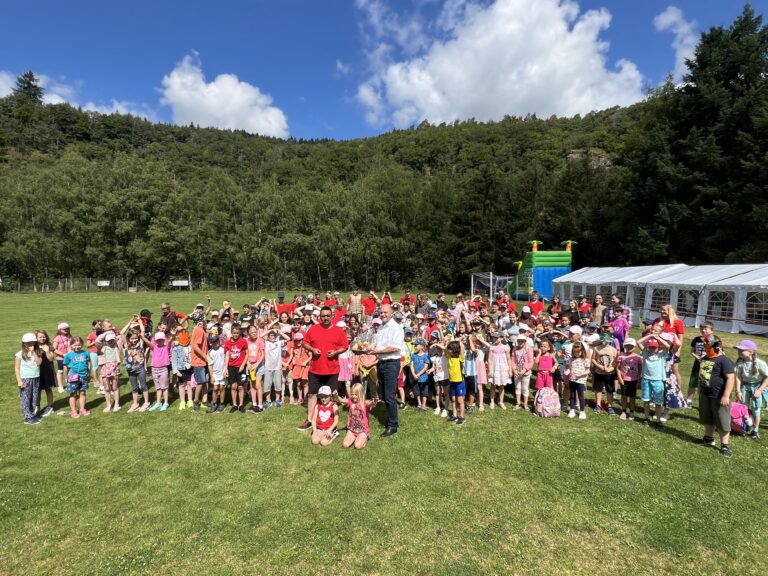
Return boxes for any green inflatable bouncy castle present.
[510,241,573,300]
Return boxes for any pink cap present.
[293,332,305,341]
[58,322,70,330]
[154,332,166,341]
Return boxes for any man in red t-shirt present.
[224,325,249,412]
[190,319,209,410]
[298,306,349,431]
[528,291,544,317]
[400,288,416,306]
[275,291,296,317]
[360,290,378,319]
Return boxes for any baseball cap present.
[429,331,440,339]
[318,385,332,396]
[414,338,427,347]
[586,322,599,329]
[210,310,220,316]
[646,337,660,347]
[518,323,530,332]
[599,333,611,343]
[522,306,531,313]
[336,321,347,329]
[154,332,166,341]
[584,334,600,344]
[105,332,116,342]
[734,339,758,351]
[416,313,424,320]
[568,325,583,335]
[57,322,70,330]
[404,327,414,334]
[22,332,36,343]
[293,332,305,341]
[140,309,152,317]
[624,337,637,347]
[427,312,437,319]
[195,303,204,309]
[516,333,527,340]
[372,318,383,325]
[393,312,404,320]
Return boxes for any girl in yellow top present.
[446,340,466,425]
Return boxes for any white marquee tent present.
[552,264,768,334]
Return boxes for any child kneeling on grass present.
[311,385,339,446]
[637,330,671,427]
[340,383,377,449]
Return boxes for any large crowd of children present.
[14,289,767,456]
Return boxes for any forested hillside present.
[0,6,765,291]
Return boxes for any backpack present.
[534,387,560,418]
[730,402,753,434]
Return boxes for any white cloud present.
[654,5,697,81]
[356,0,429,55]
[0,70,14,97]
[335,59,351,76]
[160,52,288,138]
[356,0,645,128]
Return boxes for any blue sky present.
[0,1,755,140]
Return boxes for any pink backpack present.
[730,402,753,434]
[534,387,560,418]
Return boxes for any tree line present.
[0,5,765,291]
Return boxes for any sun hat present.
[624,337,637,347]
[57,322,70,330]
[318,385,332,396]
[734,339,758,351]
[22,332,36,343]
[154,332,166,341]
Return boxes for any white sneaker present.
[568,409,576,418]
[490,403,495,410]
[433,407,441,415]
[440,409,448,418]
[660,411,669,423]
[578,411,587,420]
[499,403,507,410]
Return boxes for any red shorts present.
[397,370,404,389]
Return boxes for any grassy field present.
[1,291,767,576]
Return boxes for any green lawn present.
[1,292,767,575]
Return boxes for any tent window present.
[651,288,671,312]
[633,287,646,309]
[613,285,627,302]
[706,291,733,321]
[677,290,699,316]
[746,292,768,325]
[585,285,597,300]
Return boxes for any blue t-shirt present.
[641,348,666,381]
[410,352,431,383]
[63,350,90,379]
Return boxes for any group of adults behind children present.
[14,288,767,457]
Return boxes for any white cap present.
[624,337,637,347]
[104,332,116,342]
[516,333,528,340]
[195,303,204,308]
[336,321,347,328]
[522,306,531,313]
[568,325,583,335]
[584,334,600,344]
[318,385,332,396]
[22,332,37,343]
[518,323,530,332]
[58,322,70,330]
[154,332,166,341]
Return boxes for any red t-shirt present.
[653,318,685,336]
[424,325,440,340]
[304,324,349,376]
[579,303,592,313]
[361,297,377,315]
[529,300,544,316]
[276,303,296,316]
[224,337,248,368]
[315,403,336,430]
[332,307,347,324]
[323,298,337,307]
[400,295,415,305]
[190,325,208,367]
[381,295,392,305]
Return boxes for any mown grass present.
[1,292,766,576]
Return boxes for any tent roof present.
[707,265,768,290]
[554,264,768,289]
[553,264,688,286]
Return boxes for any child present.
[172,329,193,411]
[410,338,431,411]
[338,336,354,398]
[429,333,449,416]
[208,335,227,412]
[565,341,590,419]
[262,328,289,409]
[687,321,713,407]
[53,322,71,393]
[591,333,618,415]
[15,333,42,424]
[617,338,642,421]
[100,332,122,412]
[245,325,264,414]
[290,332,311,404]
[535,339,557,390]
[145,331,172,411]
[35,330,56,418]
[637,331,671,427]
[512,334,534,410]
[224,324,249,412]
[311,385,339,445]
[488,333,511,410]
[734,339,768,440]
[121,318,150,413]
[340,383,377,449]
[63,337,96,418]
[446,340,466,425]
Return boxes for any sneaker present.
[607,407,616,416]
[111,404,121,412]
[456,417,466,426]
[192,403,201,412]
[70,410,80,419]
[619,411,627,421]
[139,402,150,412]
[148,402,161,412]
[568,409,576,419]
[186,400,195,409]
[275,401,282,409]
[448,415,458,422]
[215,404,225,413]
[433,407,441,415]
[593,406,602,414]
[440,409,448,418]
[239,405,247,413]
[79,408,91,416]
[263,401,272,410]
[686,399,694,408]
[628,411,635,420]
[40,406,55,418]
[24,417,36,425]
[97,386,105,394]
[331,429,340,441]
[751,429,760,440]
[160,403,169,411]
[297,420,312,431]
[513,404,521,411]
[643,419,650,427]
[694,436,716,447]
[179,402,187,411]
[720,445,733,459]
[230,405,239,413]
[250,405,263,414]
[207,403,218,413]
[578,411,587,420]
[398,402,407,410]
[499,403,507,410]
[103,406,112,414]
[478,405,485,413]
[489,403,495,411]
[660,411,669,423]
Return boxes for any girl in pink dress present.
[535,340,556,390]
[488,334,511,410]
[341,383,377,450]
[338,336,354,396]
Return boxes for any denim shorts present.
[66,376,89,394]
[193,366,209,385]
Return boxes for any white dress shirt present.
[375,318,404,361]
